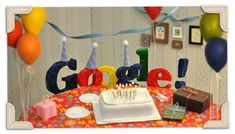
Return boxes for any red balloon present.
[7,19,22,48]
[77,68,103,87]
[147,68,172,88]
[144,7,162,21]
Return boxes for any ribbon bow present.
[182,87,198,98]
[171,102,179,114]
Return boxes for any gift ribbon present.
[168,102,185,119]
[182,87,198,99]
[181,87,210,108]
[171,102,179,115]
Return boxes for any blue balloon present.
[205,38,227,72]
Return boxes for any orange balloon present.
[16,33,41,65]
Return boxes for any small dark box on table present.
[173,86,213,113]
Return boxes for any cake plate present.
[92,101,162,124]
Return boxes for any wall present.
[7,7,227,119]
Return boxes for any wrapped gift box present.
[36,99,57,120]
[173,86,212,113]
[162,103,186,121]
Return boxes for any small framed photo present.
[189,26,203,45]
[172,27,183,39]
[172,40,183,49]
[140,34,151,47]
[152,22,169,44]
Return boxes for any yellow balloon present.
[22,7,47,35]
[98,66,118,86]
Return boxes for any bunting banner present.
[17,7,204,40]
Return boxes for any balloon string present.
[151,21,156,68]
[216,73,220,120]
[209,69,213,120]
[26,65,34,74]
[25,65,33,120]
[15,51,25,121]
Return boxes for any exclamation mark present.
[175,58,188,89]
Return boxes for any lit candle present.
[130,88,132,99]
[121,89,124,98]
[134,85,137,89]
[111,88,116,99]
[133,88,137,99]
[125,88,128,99]
[114,90,117,99]
[129,89,132,99]
[119,89,122,98]
[131,82,135,85]
[125,83,128,87]
[121,84,124,88]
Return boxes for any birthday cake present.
[93,85,161,124]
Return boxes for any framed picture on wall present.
[140,34,151,47]
[189,26,203,45]
[172,40,183,49]
[153,22,169,44]
[172,26,183,39]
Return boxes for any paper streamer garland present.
[15,7,203,41]
[47,21,150,40]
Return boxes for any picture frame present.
[140,34,151,47]
[152,22,169,44]
[189,26,203,45]
[172,40,183,49]
[172,26,183,39]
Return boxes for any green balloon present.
[200,13,224,42]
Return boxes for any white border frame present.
[6,7,33,130]
[201,6,228,32]
[6,103,33,129]
[5,5,229,130]
[6,7,32,33]
[201,5,229,129]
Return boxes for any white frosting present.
[100,88,151,105]
[98,87,159,121]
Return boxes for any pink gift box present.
[36,99,57,120]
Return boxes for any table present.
[19,86,221,128]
